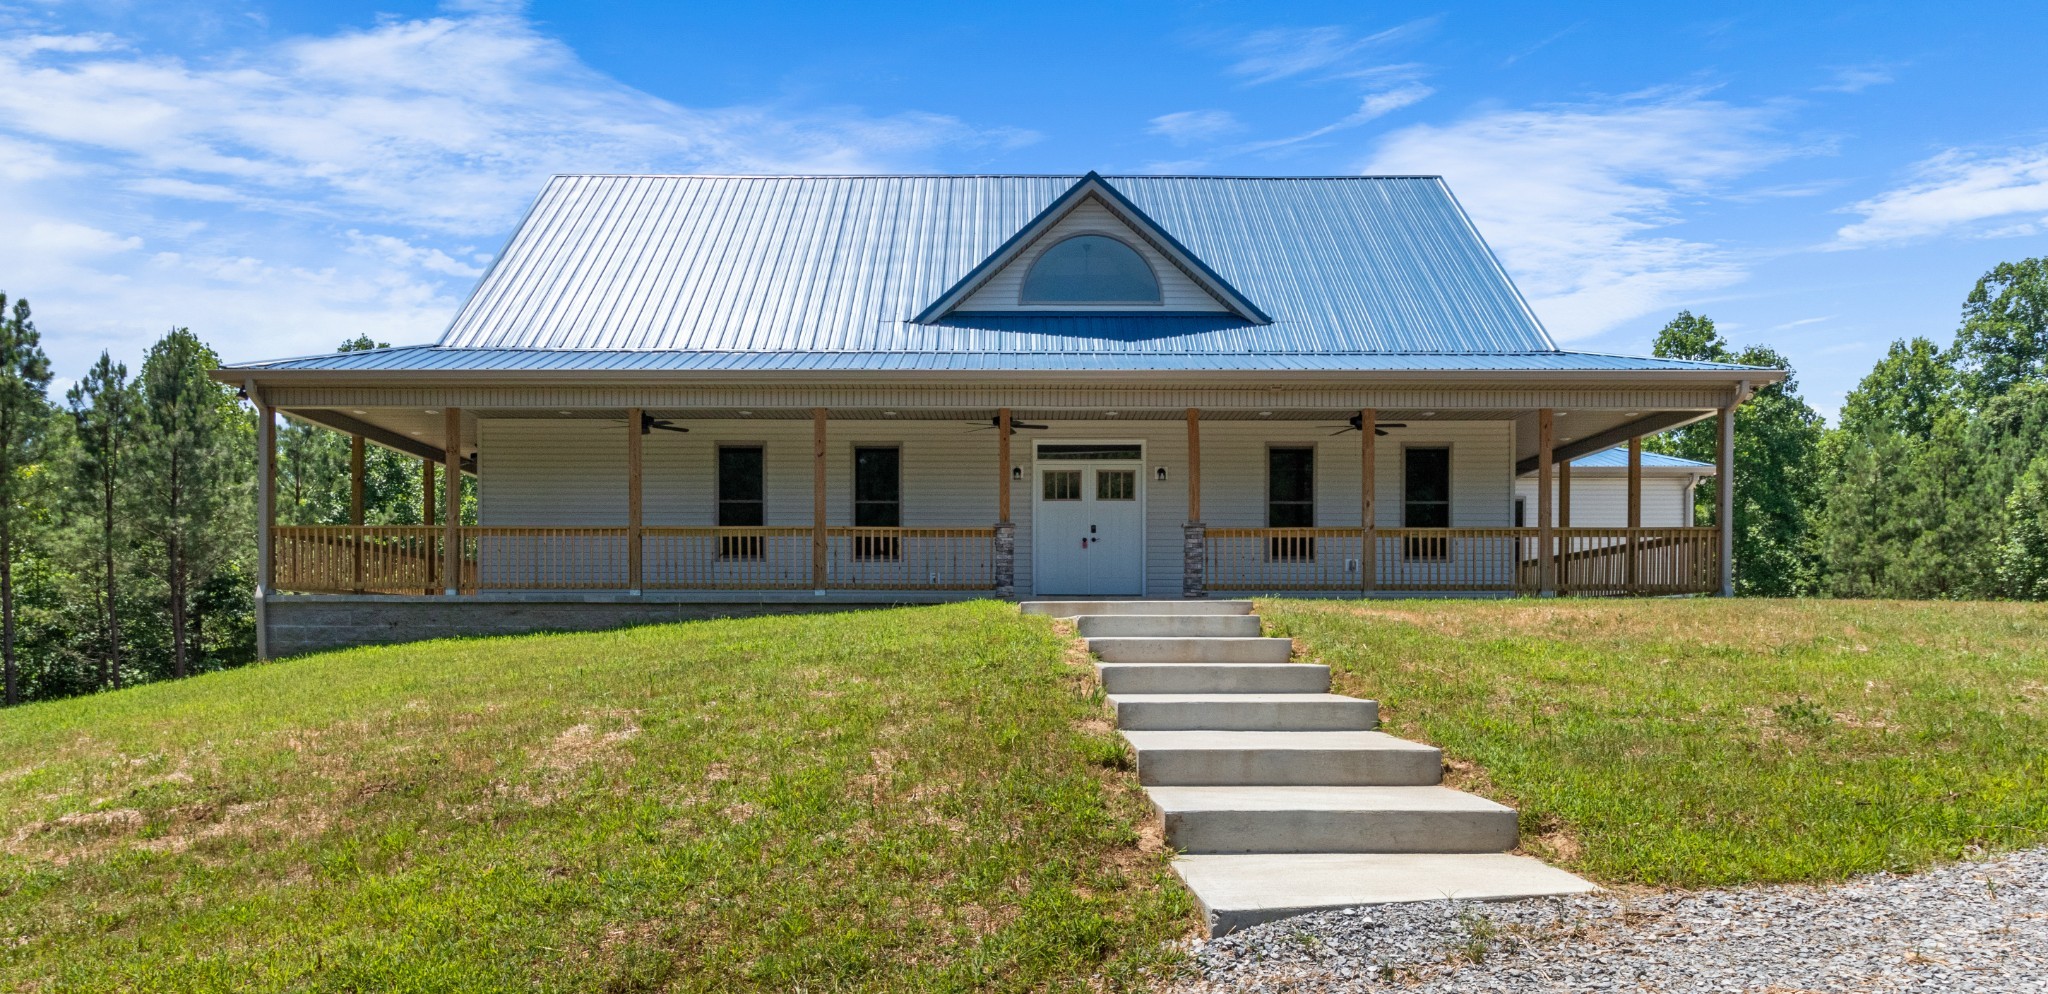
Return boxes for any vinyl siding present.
[1513,473,1699,527]
[957,198,1230,313]
[478,417,1518,597]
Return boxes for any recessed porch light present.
[559,410,572,415]
[1421,411,1436,417]
[884,411,898,417]
[1626,411,1640,417]
[1105,411,1120,417]
[410,430,423,436]
[1258,411,1272,417]
[425,409,439,414]
[739,410,753,416]
[352,409,366,415]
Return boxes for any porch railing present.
[268,525,997,594]
[1206,527,1719,596]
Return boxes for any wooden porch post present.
[442,408,461,596]
[1185,408,1201,523]
[1557,459,1572,527]
[255,393,274,660]
[422,458,437,595]
[813,407,828,590]
[626,407,643,593]
[997,408,1012,523]
[1718,395,1737,596]
[1536,409,1554,595]
[1360,408,1376,592]
[350,433,366,592]
[1626,436,1642,591]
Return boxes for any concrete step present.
[1088,636,1294,664]
[1174,852,1600,935]
[1076,614,1264,638]
[1121,730,1442,787]
[1109,693,1377,732]
[1097,663,1330,695]
[1020,600,1254,617]
[1148,785,1517,854]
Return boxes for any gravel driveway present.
[1175,847,2048,993]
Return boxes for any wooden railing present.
[1207,527,1719,595]
[825,527,997,590]
[269,525,998,594]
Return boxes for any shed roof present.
[1517,446,1715,475]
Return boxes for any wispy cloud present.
[1816,65,1894,93]
[1833,145,2048,245]
[0,7,1028,372]
[1771,315,1834,331]
[1147,110,1243,145]
[1227,20,1436,85]
[1363,93,1792,340]
[1240,84,1434,153]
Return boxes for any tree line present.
[1646,257,2048,598]
[0,257,2042,706]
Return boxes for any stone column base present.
[1183,522,1207,598]
[995,521,1017,599]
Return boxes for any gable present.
[954,196,1231,314]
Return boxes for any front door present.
[1033,445,1145,595]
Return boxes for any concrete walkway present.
[1023,599,1595,936]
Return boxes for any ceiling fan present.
[1324,414,1407,437]
[605,412,689,434]
[964,416,1050,435]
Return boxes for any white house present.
[1514,446,1714,529]
[217,173,1778,656]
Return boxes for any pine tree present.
[0,294,53,705]
[66,353,134,690]
[134,329,241,680]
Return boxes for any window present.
[1037,443,1144,460]
[718,446,764,559]
[1096,469,1137,501]
[853,447,901,560]
[1404,447,1451,560]
[1514,496,1526,528]
[1019,235,1161,305]
[1267,447,1314,561]
[1042,470,1082,501]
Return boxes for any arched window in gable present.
[1019,234,1161,305]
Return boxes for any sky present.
[2,1,2045,419]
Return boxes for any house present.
[1513,446,1714,529]
[216,173,1781,657]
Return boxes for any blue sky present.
[2,1,2045,418]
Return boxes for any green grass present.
[0,602,1192,992]
[1261,597,2048,888]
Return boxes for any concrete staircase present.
[1022,598,1596,936]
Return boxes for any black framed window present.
[1404,447,1451,560]
[1514,496,1526,528]
[1267,447,1315,561]
[853,447,901,560]
[718,446,764,559]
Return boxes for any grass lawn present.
[0,602,1191,992]
[1261,597,2048,888]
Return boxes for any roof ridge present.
[542,173,1446,181]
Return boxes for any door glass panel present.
[1038,444,1143,460]
[1042,470,1082,501]
[1404,447,1451,561]
[1096,469,1137,500]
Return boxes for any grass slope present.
[1262,598,2048,887]
[0,603,1190,992]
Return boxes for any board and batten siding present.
[1513,473,1700,527]
[477,417,1516,597]
[956,199,1230,313]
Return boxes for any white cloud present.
[1240,84,1435,153]
[1834,145,2048,246]
[1227,20,1435,84]
[1817,65,1893,93]
[0,8,1028,375]
[1361,94,1790,341]
[1148,110,1242,145]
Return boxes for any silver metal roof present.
[234,344,1763,374]
[432,173,1555,355]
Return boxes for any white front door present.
[1033,449,1145,596]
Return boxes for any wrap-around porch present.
[255,404,1732,602]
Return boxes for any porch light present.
[353,409,367,415]
[739,410,753,416]
[1421,411,1436,417]
[1105,411,1119,417]
[1156,467,1168,481]
[884,411,898,417]
[1259,411,1272,417]
[1012,466,1022,481]
[559,410,572,415]
[425,409,439,414]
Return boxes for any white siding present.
[1513,473,1699,527]
[957,198,1230,313]
[478,417,1520,597]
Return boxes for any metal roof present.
[1516,446,1714,475]
[233,344,1763,375]
[432,173,1555,355]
